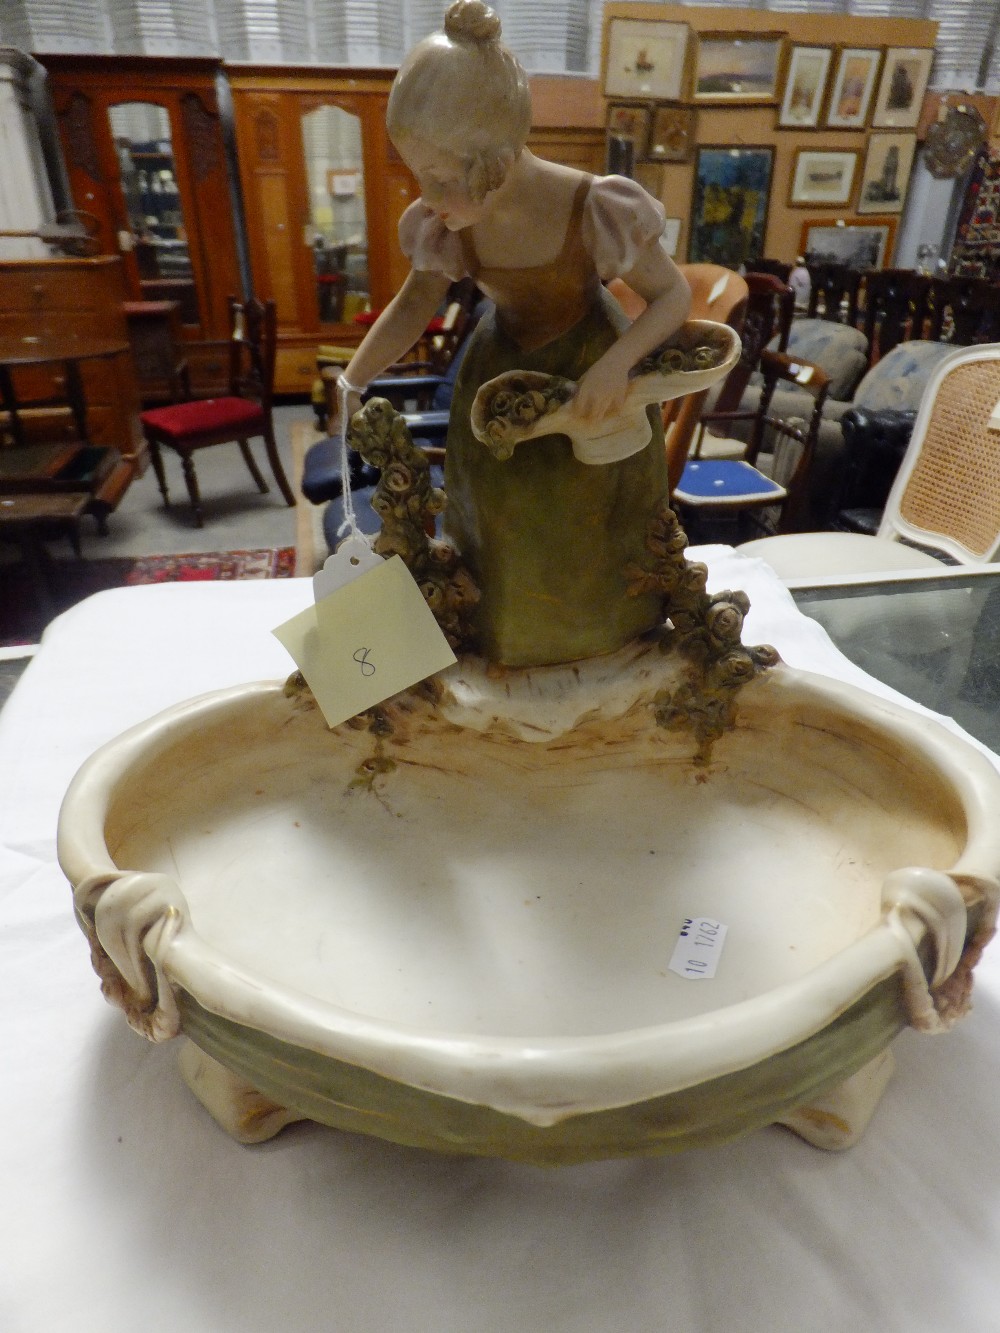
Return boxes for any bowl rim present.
[57,667,1000,1124]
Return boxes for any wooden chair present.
[927,275,1000,346]
[858,269,932,362]
[674,349,831,539]
[748,258,792,283]
[317,280,482,429]
[608,266,750,492]
[690,273,794,464]
[708,272,794,418]
[663,266,751,492]
[805,263,863,325]
[140,297,295,528]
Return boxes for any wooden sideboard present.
[0,254,144,518]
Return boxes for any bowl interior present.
[102,685,966,1041]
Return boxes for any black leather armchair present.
[829,406,917,534]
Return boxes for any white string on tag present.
[336,373,368,542]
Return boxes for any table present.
[3,552,1000,1332]
[0,330,129,451]
[790,564,1000,753]
[0,491,90,614]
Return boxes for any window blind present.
[1,0,999,89]
[1,0,115,53]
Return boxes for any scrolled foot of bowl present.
[178,1039,306,1144]
[775,1048,896,1151]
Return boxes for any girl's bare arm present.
[342,268,452,401]
[572,246,692,421]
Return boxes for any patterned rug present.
[0,546,296,648]
[126,547,296,584]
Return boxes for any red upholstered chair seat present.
[141,395,264,442]
[140,296,293,527]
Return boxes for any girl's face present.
[395,134,486,230]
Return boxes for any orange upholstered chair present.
[607,267,749,493]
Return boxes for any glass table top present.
[790,567,1000,754]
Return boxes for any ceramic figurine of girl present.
[343,0,691,667]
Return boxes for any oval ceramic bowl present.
[58,659,1000,1163]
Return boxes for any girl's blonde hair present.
[387,1,532,202]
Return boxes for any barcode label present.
[668,917,728,980]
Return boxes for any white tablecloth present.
[3,549,1000,1333]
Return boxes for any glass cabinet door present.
[300,103,370,326]
[108,101,201,325]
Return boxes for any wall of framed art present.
[600,3,936,267]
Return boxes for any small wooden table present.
[0,492,90,617]
[0,330,128,451]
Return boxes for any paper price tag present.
[668,917,728,980]
[272,554,457,729]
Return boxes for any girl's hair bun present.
[444,1,502,45]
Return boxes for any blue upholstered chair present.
[675,350,831,539]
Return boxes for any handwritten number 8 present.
[353,647,375,677]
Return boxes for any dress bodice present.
[398,173,668,354]
[457,177,600,352]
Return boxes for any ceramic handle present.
[882,866,980,1033]
[74,869,187,1042]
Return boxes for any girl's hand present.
[571,359,631,422]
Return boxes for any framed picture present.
[694,32,787,104]
[779,45,833,129]
[800,217,898,269]
[634,161,665,202]
[789,149,858,207]
[606,102,652,157]
[647,105,695,163]
[872,48,933,129]
[825,47,882,129]
[604,19,690,101]
[690,146,774,268]
[857,132,917,214]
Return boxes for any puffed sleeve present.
[582,175,668,281]
[398,200,468,282]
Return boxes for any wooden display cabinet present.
[228,67,418,393]
[41,55,243,387]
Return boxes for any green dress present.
[413,175,671,667]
